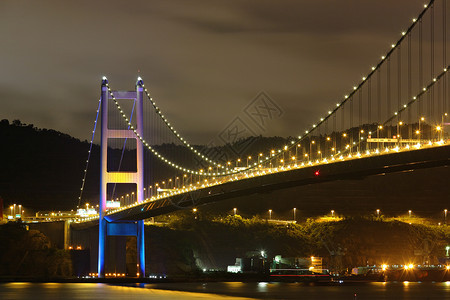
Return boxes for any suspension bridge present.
[70,0,450,277]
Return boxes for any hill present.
[0,120,289,212]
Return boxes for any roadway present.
[104,144,450,222]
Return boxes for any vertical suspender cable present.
[419,19,423,118]
[398,44,402,122]
[378,69,381,125]
[431,3,435,118]
[408,32,412,139]
[333,113,336,150]
[358,89,362,129]
[368,78,372,125]
[444,0,447,114]
[350,96,353,130]
[387,57,391,137]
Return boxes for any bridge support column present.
[137,219,145,277]
[98,77,145,278]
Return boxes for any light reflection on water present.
[1,281,450,299]
[0,283,252,300]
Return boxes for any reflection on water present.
[0,283,252,300]
[142,281,450,299]
[1,281,450,299]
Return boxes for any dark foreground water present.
[1,281,450,299]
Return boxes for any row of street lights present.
[108,115,448,212]
[8,204,23,219]
[214,116,447,168]
[228,208,449,222]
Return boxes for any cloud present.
[0,0,427,143]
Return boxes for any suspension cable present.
[77,98,101,208]
[282,1,434,153]
[141,83,227,170]
[105,82,235,177]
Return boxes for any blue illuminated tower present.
[98,77,145,278]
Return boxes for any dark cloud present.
[0,0,426,144]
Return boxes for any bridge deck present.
[103,144,450,222]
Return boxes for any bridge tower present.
[98,77,145,278]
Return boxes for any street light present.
[377,125,383,149]
[436,125,442,141]
[358,130,364,153]
[408,210,412,218]
[331,210,335,217]
[326,136,332,157]
[342,133,349,153]
[441,113,448,141]
[269,209,272,220]
[247,156,252,167]
[418,117,425,143]
[310,140,315,160]
[396,121,403,146]
[293,208,296,221]
[233,208,237,216]
[376,209,380,218]
[445,209,448,225]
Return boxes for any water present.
[1,281,450,299]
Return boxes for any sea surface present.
[1,281,450,299]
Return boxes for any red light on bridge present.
[314,170,320,176]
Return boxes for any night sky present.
[0,0,426,144]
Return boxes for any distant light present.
[314,170,320,176]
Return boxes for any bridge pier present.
[98,77,145,278]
